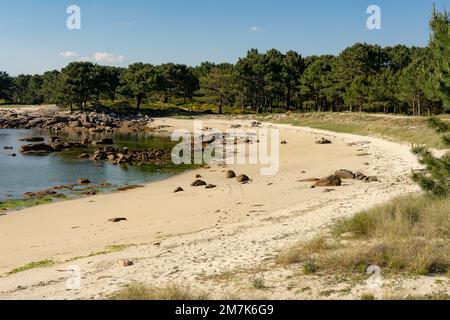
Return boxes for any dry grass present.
[111,283,209,300]
[272,112,450,149]
[277,195,450,276]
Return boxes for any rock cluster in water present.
[0,109,154,134]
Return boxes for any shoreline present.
[0,116,424,299]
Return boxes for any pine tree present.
[429,6,450,110]
[412,117,450,197]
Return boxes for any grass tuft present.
[111,283,209,300]
[277,195,450,276]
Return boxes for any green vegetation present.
[8,259,55,275]
[412,117,450,197]
[0,194,66,212]
[111,283,209,300]
[250,277,267,290]
[0,7,448,116]
[277,195,450,276]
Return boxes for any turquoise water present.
[0,129,178,201]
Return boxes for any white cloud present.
[250,26,264,32]
[60,51,80,58]
[93,52,126,64]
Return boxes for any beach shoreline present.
[0,116,425,299]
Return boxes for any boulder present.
[77,178,91,185]
[225,170,236,179]
[108,217,127,223]
[314,175,342,187]
[205,184,216,189]
[19,136,45,142]
[117,259,134,267]
[335,169,355,180]
[92,138,113,146]
[367,176,378,182]
[79,153,90,159]
[354,172,367,180]
[191,179,207,187]
[236,174,250,183]
[19,143,54,154]
[315,138,332,145]
[174,186,184,193]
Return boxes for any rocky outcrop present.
[0,109,154,134]
[90,147,170,165]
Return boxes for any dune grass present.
[275,112,450,149]
[277,195,450,276]
[111,283,209,300]
[8,259,55,275]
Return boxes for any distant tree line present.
[0,7,448,115]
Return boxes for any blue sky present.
[0,0,449,75]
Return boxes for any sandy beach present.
[0,117,428,299]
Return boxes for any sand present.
[0,117,436,300]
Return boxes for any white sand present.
[0,117,434,300]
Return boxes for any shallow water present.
[0,129,179,201]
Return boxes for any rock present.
[77,178,91,185]
[68,120,82,128]
[117,259,134,267]
[9,153,16,157]
[314,175,342,187]
[205,184,216,189]
[191,179,207,187]
[174,186,184,193]
[354,172,367,180]
[315,138,332,145]
[23,189,57,198]
[92,138,113,146]
[334,169,355,180]
[108,217,127,223]
[19,136,45,142]
[300,178,320,182]
[79,153,90,159]
[225,170,236,179]
[19,143,54,154]
[48,137,61,144]
[236,174,250,183]
[116,185,144,191]
[367,176,378,182]
[195,174,202,178]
